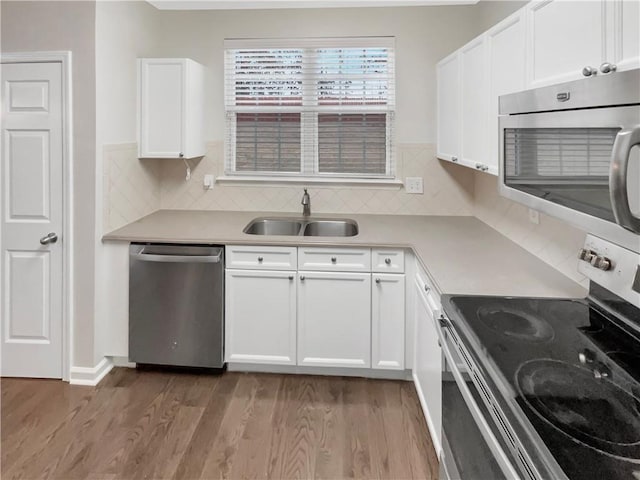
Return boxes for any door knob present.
[40,232,58,245]
[582,66,598,77]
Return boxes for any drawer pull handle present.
[300,275,305,281]
[375,278,381,284]
[331,257,337,263]
[288,275,294,280]
[257,256,264,262]
[425,285,430,293]
[385,258,391,265]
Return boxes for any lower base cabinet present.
[372,273,405,370]
[413,274,442,455]
[224,245,407,373]
[225,269,297,365]
[297,271,371,368]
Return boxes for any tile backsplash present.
[102,143,161,232]
[473,173,588,287]
[102,142,588,288]
[103,142,475,231]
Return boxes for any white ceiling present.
[147,0,479,10]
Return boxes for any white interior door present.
[1,61,64,378]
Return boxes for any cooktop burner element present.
[477,305,555,343]
[516,359,640,460]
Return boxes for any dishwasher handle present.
[135,246,222,264]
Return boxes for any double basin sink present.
[244,217,359,237]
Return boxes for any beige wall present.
[474,0,528,31]
[154,5,487,145]
[100,3,486,233]
[94,0,165,364]
[1,1,98,368]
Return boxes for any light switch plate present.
[405,177,424,194]
[528,208,540,224]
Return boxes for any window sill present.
[216,175,404,189]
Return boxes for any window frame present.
[223,37,396,182]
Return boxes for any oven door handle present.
[437,320,522,480]
[610,125,640,233]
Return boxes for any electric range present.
[438,234,640,480]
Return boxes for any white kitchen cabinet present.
[226,245,297,271]
[413,270,442,456]
[372,274,405,370]
[436,52,460,163]
[526,0,607,87]
[612,0,640,72]
[437,0,636,177]
[297,271,371,368]
[225,269,296,365]
[138,58,205,159]
[372,248,405,274]
[298,247,370,272]
[460,36,489,172]
[486,10,526,175]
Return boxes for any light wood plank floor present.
[1,368,438,479]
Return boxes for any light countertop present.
[104,210,587,298]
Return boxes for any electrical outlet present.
[528,208,540,225]
[203,174,215,190]
[405,177,424,194]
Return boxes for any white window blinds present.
[224,37,396,178]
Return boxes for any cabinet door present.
[527,0,606,87]
[413,277,442,456]
[138,59,184,158]
[486,11,526,175]
[436,53,460,162]
[372,274,405,370]
[225,269,296,365]
[612,0,640,72]
[298,271,371,368]
[460,36,488,170]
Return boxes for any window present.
[224,37,396,180]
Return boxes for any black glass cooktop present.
[443,289,640,480]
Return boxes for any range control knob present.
[578,248,595,261]
[590,255,612,271]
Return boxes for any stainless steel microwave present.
[499,69,640,253]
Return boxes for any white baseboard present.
[69,357,114,386]
[228,362,413,380]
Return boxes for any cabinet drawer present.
[298,247,371,272]
[226,245,297,270]
[372,248,405,273]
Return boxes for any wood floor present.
[1,368,438,480]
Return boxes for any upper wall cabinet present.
[486,9,526,172]
[436,53,460,163]
[527,0,640,87]
[137,58,205,159]
[526,0,607,87]
[613,0,640,72]
[436,0,639,176]
[460,36,489,172]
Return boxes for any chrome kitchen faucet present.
[301,188,311,216]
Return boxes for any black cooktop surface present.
[443,292,640,480]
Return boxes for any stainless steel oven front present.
[436,316,539,480]
[499,69,640,253]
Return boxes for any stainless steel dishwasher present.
[129,243,224,370]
